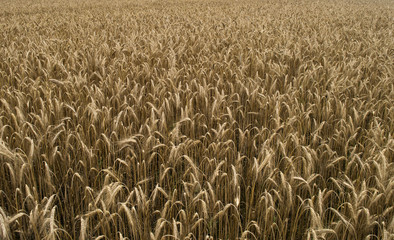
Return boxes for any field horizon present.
[0,0,393,239]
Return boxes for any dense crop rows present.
[0,0,393,239]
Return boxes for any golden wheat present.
[0,0,393,239]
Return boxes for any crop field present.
[0,0,393,239]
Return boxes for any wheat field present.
[0,0,393,239]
